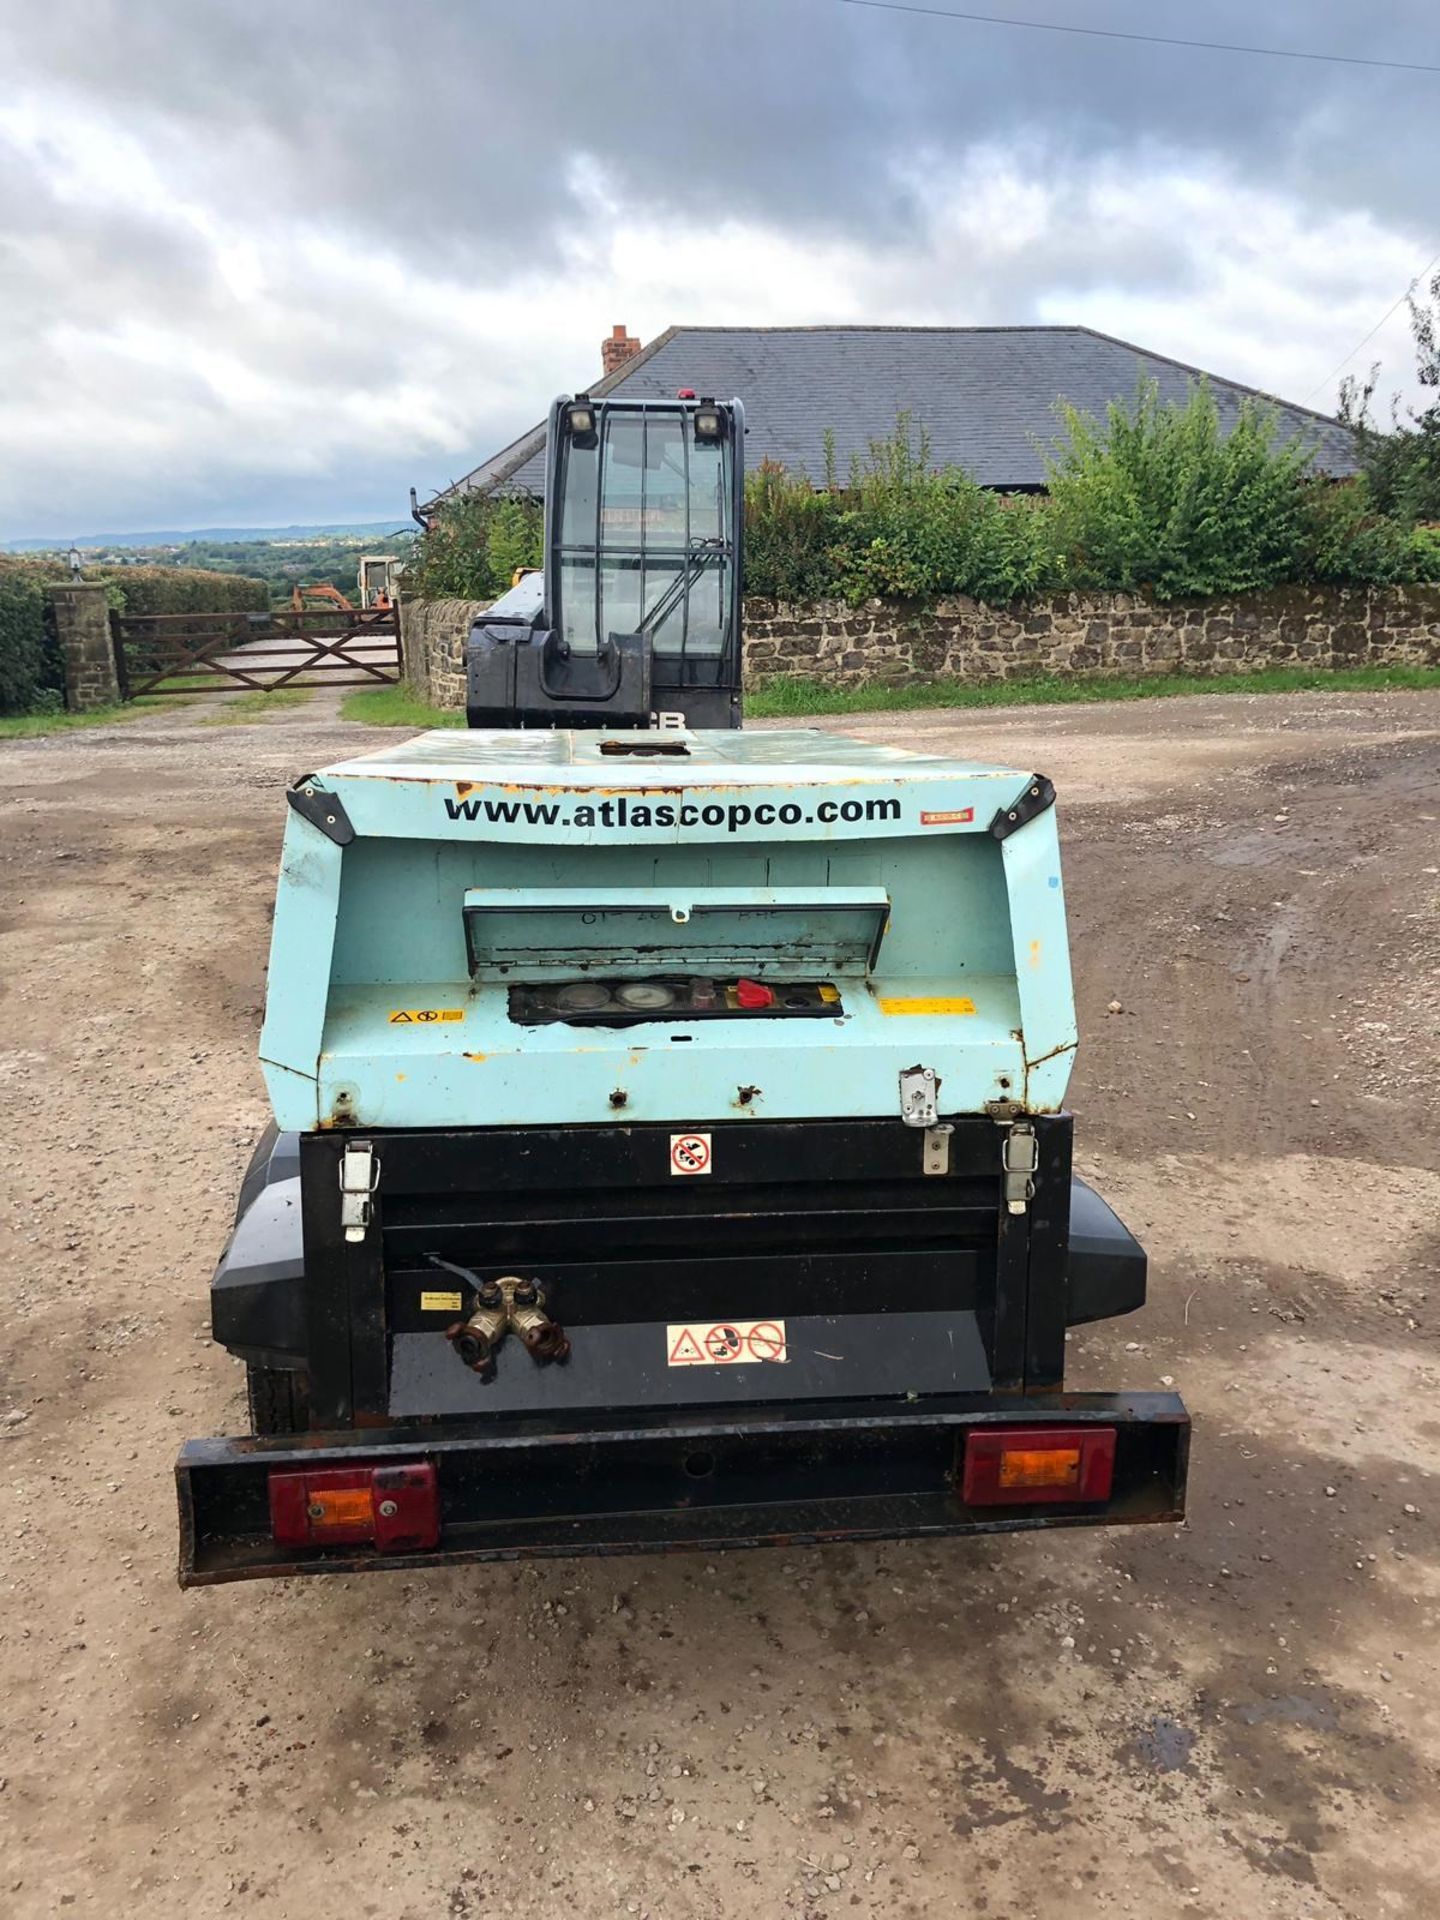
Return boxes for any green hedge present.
[0,558,269,715]
[392,383,1437,612]
[101,565,269,615]
[0,573,58,714]
[745,389,1426,604]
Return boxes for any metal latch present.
[1001,1121,1038,1215]
[340,1140,378,1242]
[899,1065,939,1129]
[922,1124,953,1176]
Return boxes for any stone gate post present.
[48,584,121,710]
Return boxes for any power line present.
[1303,247,1440,404]
[828,0,1440,75]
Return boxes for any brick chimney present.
[601,323,643,377]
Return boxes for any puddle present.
[1133,1714,1196,1772]
[1234,1693,1339,1731]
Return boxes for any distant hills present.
[3,520,411,553]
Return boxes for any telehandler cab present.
[176,390,1188,1584]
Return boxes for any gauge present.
[616,982,676,1011]
[556,982,612,1011]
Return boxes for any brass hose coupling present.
[506,1280,572,1364]
[427,1257,571,1379]
[448,1280,509,1379]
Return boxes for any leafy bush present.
[746,419,1058,604]
[1294,479,1416,586]
[835,445,1057,605]
[1043,383,1317,597]
[405,491,543,602]
[1339,271,1440,526]
[743,460,844,601]
[0,572,57,715]
[747,393,1425,605]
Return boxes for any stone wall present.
[401,585,1440,713]
[744,585,1440,689]
[401,595,475,709]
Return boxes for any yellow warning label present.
[388,1008,464,1025]
[667,1320,788,1366]
[878,996,976,1016]
[420,1289,463,1314]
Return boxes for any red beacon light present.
[677,387,696,400]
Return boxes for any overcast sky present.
[1,0,1436,537]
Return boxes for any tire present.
[245,1365,309,1436]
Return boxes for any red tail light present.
[269,1462,439,1552]
[962,1426,1116,1506]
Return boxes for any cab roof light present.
[566,397,598,445]
[692,399,725,442]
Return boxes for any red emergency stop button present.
[735,978,775,1009]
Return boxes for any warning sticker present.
[389,1008,464,1025]
[667,1319,788,1365]
[919,808,974,826]
[420,1289,463,1314]
[669,1132,712,1176]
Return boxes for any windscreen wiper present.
[637,539,728,639]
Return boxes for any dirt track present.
[2,687,1439,1919]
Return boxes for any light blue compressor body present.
[259,728,1077,1132]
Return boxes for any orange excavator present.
[290,583,357,613]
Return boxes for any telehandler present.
[176,391,1188,1583]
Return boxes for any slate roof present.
[429,324,1359,505]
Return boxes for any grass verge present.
[335,665,1440,728]
[199,688,313,726]
[341,687,464,728]
[0,703,154,740]
[745,663,1440,717]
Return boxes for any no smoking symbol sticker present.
[745,1322,785,1362]
[669,1132,712,1176]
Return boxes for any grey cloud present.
[0,0,1433,531]
[6,1,1435,265]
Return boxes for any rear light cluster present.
[962,1426,1116,1506]
[260,1427,1112,1554]
[269,1462,439,1553]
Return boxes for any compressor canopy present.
[260,728,1076,1132]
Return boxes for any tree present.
[1338,271,1440,525]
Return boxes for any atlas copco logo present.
[441,793,903,832]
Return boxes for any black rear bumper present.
[177,1390,1189,1586]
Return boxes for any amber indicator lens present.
[307,1486,374,1531]
[998,1447,1081,1491]
[962,1425,1116,1507]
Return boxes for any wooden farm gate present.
[111,606,402,698]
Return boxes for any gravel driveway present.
[2,687,1438,1919]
